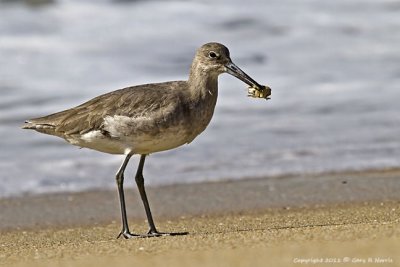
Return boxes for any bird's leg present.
[135,155,159,235]
[135,154,188,237]
[116,154,138,239]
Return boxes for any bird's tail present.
[22,118,57,135]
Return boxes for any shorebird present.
[22,42,270,238]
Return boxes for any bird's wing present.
[23,82,187,137]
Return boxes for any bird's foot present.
[117,230,141,239]
[117,229,188,239]
[141,229,189,238]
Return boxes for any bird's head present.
[193,42,265,90]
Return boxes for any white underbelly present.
[126,128,193,154]
[67,127,195,155]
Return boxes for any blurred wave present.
[0,0,399,197]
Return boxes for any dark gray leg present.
[116,154,138,239]
[135,154,189,237]
[135,155,159,234]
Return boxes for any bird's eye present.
[208,51,218,59]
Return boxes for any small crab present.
[248,85,271,100]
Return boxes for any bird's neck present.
[188,62,219,101]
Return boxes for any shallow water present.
[1,0,399,197]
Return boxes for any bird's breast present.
[183,90,218,142]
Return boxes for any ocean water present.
[0,0,399,197]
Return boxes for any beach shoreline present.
[1,169,400,266]
[1,168,400,231]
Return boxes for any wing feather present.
[23,81,189,137]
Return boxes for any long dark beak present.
[225,61,263,89]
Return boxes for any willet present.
[22,42,270,238]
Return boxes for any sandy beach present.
[1,169,400,266]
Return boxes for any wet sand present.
[1,169,400,266]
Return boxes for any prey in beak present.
[225,61,271,100]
